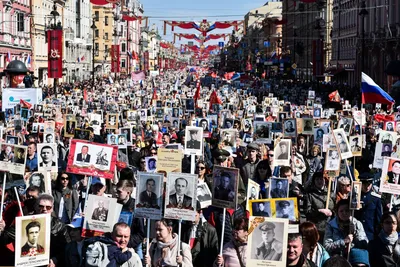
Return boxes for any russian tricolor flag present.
[361,72,394,108]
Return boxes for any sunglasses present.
[39,204,52,210]
[268,154,274,157]
[197,166,206,170]
[61,177,69,181]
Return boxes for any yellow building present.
[92,4,114,77]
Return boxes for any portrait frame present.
[15,214,51,267]
[301,118,314,135]
[197,182,212,209]
[350,181,362,210]
[145,156,157,172]
[380,157,400,195]
[184,126,203,156]
[106,113,119,129]
[0,143,28,175]
[332,128,353,160]
[135,172,164,220]
[37,143,58,172]
[246,217,288,267]
[211,165,239,209]
[164,172,198,221]
[324,148,341,171]
[273,139,291,166]
[283,119,297,138]
[269,178,289,199]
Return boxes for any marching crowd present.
[0,68,398,267]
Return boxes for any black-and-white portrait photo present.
[313,108,321,118]
[185,127,203,154]
[91,199,109,222]
[339,117,353,135]
[224,118,234,129]
[74,129,90,140]
[250,219,285,262]
[37,143,58,172]
[106,114,118,128]
[186,99,195,111]
[276,140,290,160]
[275,200,296,221]
[27,172,46,193]
[138,176,160,209]
[350,136,362,155]
[269,178,289,198]
[197,118,210,132]
[252,201,271,217]
[197,182,212,208]
[134,172,164,220]
[44,133,55,144]
[167,176,193,209]
[242,119,252,131]
[145,156,157,172]
[212,166,239,209]
[325,149,340,171]
[255,123,270,140]
[119,128,131,143]
[6,135,18,145]
[302,118,314,134]
[283,119,296,137]
[333,128,353,159]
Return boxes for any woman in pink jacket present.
[215,217,248,267]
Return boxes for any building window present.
[95,43,99,56]
[105,45,108,53]
[105,16,109,25]
[121,43,126,52]
[95,11,99,22]
[17,13,24,32]
[95,29,99,38]
[121,59,126,68]
[105,32,108,40]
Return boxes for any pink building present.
[0,0,33,85]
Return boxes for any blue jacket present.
[354,190,382,241]
[324,216,368,256]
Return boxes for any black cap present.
[259,222,275,231]
[358,172,374,183]
[213,149,230,162]
[278,200,290,208]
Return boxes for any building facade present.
[0,0,32,87]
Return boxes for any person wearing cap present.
[240,142,261,187]
[354,173,382,241]
[255,221,283,260]
[271,179,288,198]
[276,200,296,221]
[277,141,289,159]
[181,201,219,267]
[186,129,201,149]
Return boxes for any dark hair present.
[312,172,324,185]
[116,180,133,193]
[56,171,72,189]
[323,256,352,267]
[29,173,45,193]
[146,178,156,185]
[233,217,248,231]
[26,185,40,196]
[40,145,54,153]
[26,221,41,235]
[119,168,134,182]
[335,198,350,212]
[299,222,319,260]
[392,161,400,167]
[175,177,188,186]
[279,166,292,177]
[157,218,175,232]
[381,212,398,227]
[288,233,302,242]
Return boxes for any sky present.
[140,0,269,47]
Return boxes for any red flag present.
[20,99,32,109]
[374,114,395,123]
[224,72,234,80]
[209,90,222,110]
[328,90,341,102]
[83,88,88,101]
[194,81,201,108]
[152,88,158,100]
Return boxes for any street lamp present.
[91,19,97,89]
[359,0,368,74]
[49,1,60,93]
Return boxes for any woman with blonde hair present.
[335,176,352,203]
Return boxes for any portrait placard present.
[135,172,164,220]
[349,135,362,157]
[301,118,314,135]
[15,214,51,267]
[106,113,119,129]
[145,156,157,172]
[197,182,212,209]
[0,143,28,175]
[157,148,182,173]
[283,119,296,137]
[184,126,203,156]
[74,128,90,140]
[380,157,400,195]
[165,172,198,221]
[82,195,122,237]
[247,217,288,267]
[332,128,353,160]
[25,172,51,194]
[269,178,289,199]
[350,181,362,210]
[324,148,341,171]
[211,166,239,209]
[37,143,58,172]
[273,139,291,167]
[67,140,118,179]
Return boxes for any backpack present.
[85,241,110,267]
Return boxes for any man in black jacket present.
[35,194,71,267]
[181,202,219,267]
[115,180,145,258]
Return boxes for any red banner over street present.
[111,45,120,73]
[47,30,63,78]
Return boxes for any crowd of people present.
[0,68,398,267]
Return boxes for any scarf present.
[379,229,398,254]
[155,234,179,267]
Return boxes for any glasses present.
[61,177,69,181]
[150,152,157,155]
[197,166,206,170]
[39,205,52,210]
